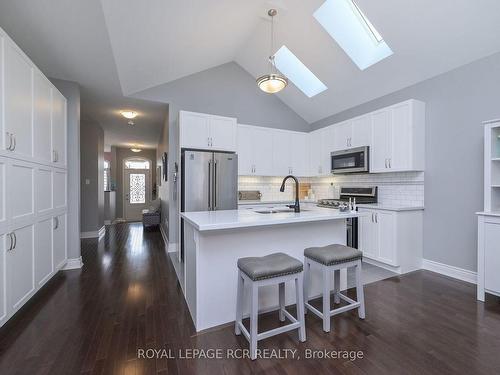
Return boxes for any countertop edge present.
[356,204,425,212]
[476,211,500,217]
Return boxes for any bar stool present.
[303,244,365,333]
[235,252,306,360]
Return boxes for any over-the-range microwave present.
[331,146,369,174]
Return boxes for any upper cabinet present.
[33,72,52,164]
[237,125,273,176]
[272,130,309,177]
[370,100,425,173]
[51,90,67,167]
[4,41,33,159]
[310,127,332,176]
[180,111,237,152]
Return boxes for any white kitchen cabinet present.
[53,214,66,271]
[53,169,67,210]
[290,132,309,176]
[4,41,33,159]
[33,72,53,163]
[52,89,67,166]
[358,208,423,273]
[351,115,372,148]
[477,214,500,301]
[272,130,291,176]
[180,111,237,151]
[237,124,273,176]
[35,217,53,287]
[0,234,6,326]
[0,158,7,234]
[333,121,352,150]
[370,100,425,173]
[0,35,4,153]
[8,159,35,228]
[36,166,53,215]
[310,127,333,176]
[6,224,35,312]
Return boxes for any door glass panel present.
[129,174,146,204]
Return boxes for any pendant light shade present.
[257,9,287,94]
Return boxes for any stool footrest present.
[258,321,301,341]
[281,309,297,324]
[305,292,361,318]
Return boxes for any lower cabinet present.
[53,213,67,271]
[477,214,500,301]
[35,217,53,287]
[358,208,423,273]
[0,234,6,326]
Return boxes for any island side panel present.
[195,220,347,331]
[184,221,198,326]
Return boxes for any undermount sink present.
[255,209,309,214]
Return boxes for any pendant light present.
[256,9,288,94]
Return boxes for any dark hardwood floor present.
[1,222,500,374]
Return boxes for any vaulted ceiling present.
[1,0,500,146]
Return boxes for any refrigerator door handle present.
[208,160,212,210]
[213,159,218,210]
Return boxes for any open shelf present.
[493,127,500,159]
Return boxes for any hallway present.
[1,223,500,375]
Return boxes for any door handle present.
[208,160,212,209]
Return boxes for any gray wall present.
[312,52,500,272]
[50,78,81,260]
[167,104,180,245]
[80,117,105,233]
[133,62,309,132]
[114,147,157,219]
[156,110,170,240]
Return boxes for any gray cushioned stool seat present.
[237,252,303,281]
[304,244,362,266]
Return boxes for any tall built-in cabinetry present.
[0,27,68,328]
[477,120,500,301]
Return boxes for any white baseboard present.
[104,220,111,225]
[168,243,178,253]
[422,259,477,284]
[63,256,83,270]
[80,226,106,241]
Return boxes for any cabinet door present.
[53,214,66,271]
[35,218,53,287]
[359,210,377,259]
[0,36,4,152]
[180,111,210,149]
[0,234,6,326]
[320,127,333,175]
[4,42,33,158]
[371,109,391,173]
[53,169,67,210]
[52,89,67,166]
[484,223,500,293]
[253,127,273,176]
[237,126,254,175]
[390,102,412,171]
[290,132,309,176]
[7,224,35,312]
[376,211,397,266]
[210,115,236,151]
[33,72,53,163]
[8,160,35,228]
[309,130,322,175]
[272,131,291,176]
[36,166,53,215]
[333,121,352,150]
[0,158,7,234]
[351,115,372,148]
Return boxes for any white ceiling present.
[1,0,500,135]
[0,0,167,149]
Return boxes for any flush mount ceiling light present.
[130,146,142,153]
[121,111,138,119]
[256,9,288,94]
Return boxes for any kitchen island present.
[179,206,361,331]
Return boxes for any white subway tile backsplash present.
[238,172,424,207]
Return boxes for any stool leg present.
[303,259,310,315]
[279,282,285,322]
[322,266,331,333]
[355,260,366,319]
[333,269,340,304]
[235,271,244,335]
[295,273,306,342]
[250,283,259,360]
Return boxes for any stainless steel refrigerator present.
[181,150,238,257]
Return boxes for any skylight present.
[313,0,393,70]
[273,46,327,98]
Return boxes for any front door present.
[124,169,150,221]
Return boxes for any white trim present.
[98,226,105,241]
[80,230,98,239]
[104,220,111,225]
[363,257,401,274]
[168,243,178,253]
[63,256,83,270]
[422,259,477,284]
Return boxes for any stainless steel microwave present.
[331,146,369,174]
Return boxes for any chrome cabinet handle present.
[12,232,16,250]
[7,233,13,251]
[385,159,388,168]
[11,134,16,151]
[375,213,378,223]
[54,217,59,230]
[6,132,13,150]
[388,158,391,168]
[207,137,210,147]
[53,150,57,162]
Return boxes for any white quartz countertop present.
[356,204,424,212]
[180,207,361,231]
[476,211,500,217]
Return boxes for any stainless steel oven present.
[331,146,369,174]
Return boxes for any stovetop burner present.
[317,186,378,209]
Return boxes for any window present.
[314,0,393,70]
[104,160,110,191]
[124,159,150,170]
[273,46,327,98]
[129,173,146,204]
